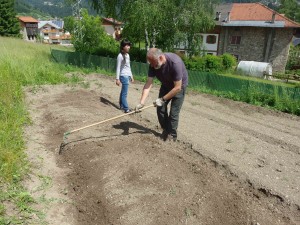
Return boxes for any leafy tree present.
[286,44,300,70]
[64,15,75,33]
[70,9,118,54]
[278,0,300,23]
[87,0,218,56]
[0,0,20,37]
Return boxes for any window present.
[230,36,241,45]
[206,35,217,44]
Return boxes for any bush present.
[221,53,237,71]
[183,53,237,73]
[95,41,119,58]
[286,45,300,70]
[183,56,206,71]
[129,47,147,62]
[203,54,223,72]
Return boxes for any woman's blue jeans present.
[119,76,130,110]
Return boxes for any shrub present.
[203,54,223,72]
[286,45,300,70]
[129,47,147,62]
[183,54,236,73]
[183,56,206,71]
[221,53,237,71]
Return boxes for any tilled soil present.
[24,73,300,225]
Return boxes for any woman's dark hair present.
[120,39,131,62]
[120,39,131,51]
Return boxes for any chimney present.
[271,12,276,23]
[227,12,231,22]
[215,12,221,21]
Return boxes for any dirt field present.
[24,73,300,225]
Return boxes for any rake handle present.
[65,104,154,136]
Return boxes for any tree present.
[64,15,75,33]
[70,9,118,54]
[0,0,20,37]
[278,0,300,23]
[87,0,218,56]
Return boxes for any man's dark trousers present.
[157,85,186,139]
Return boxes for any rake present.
[59,104,155,154]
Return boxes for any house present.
[212,3,300,72]
[38,20,71,45]
[18,16,39,41]
[38,21,62,44]
[101,17,123,41]
[176,3,300,72]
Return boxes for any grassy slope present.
[0,37,84,224]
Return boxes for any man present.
[135,48,188,141]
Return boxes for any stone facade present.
[218,26,294,72]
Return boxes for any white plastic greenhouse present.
[236,61,273,80]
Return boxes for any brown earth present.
[23,73,300,225]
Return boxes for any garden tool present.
[59,103,155,154]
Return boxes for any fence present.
[51,49,300,101]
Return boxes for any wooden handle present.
[64,104,154,136]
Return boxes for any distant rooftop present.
[102,17,123,25]
[51,20,64,29]
[18,16,38,23]
[215,3,300,28]
[38,21,61,29]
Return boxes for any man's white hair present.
[147,48,163,60]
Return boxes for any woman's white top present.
[116,53,132,79]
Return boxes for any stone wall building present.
[214,3,300,72]
[175,3,299,72]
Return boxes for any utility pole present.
[72,0,84,43]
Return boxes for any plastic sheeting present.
[236,61,272,79]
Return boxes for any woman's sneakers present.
[124,109,132,113]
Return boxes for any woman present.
[116,39,134,113]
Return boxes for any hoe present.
[59,104,155,154]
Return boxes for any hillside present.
[15,0,285,20]
[15,0,97,19]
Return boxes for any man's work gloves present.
[154,98,166,107]
[135,104,144,112]
[135,98,166,113]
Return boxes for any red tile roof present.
[18,16,38,23]
[230,3,300,28]
[102,17,123,25]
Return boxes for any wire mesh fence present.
[51,49,300,101]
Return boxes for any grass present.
[0,36,89,224]
[221,71,299,88]
[190,81,300,116]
